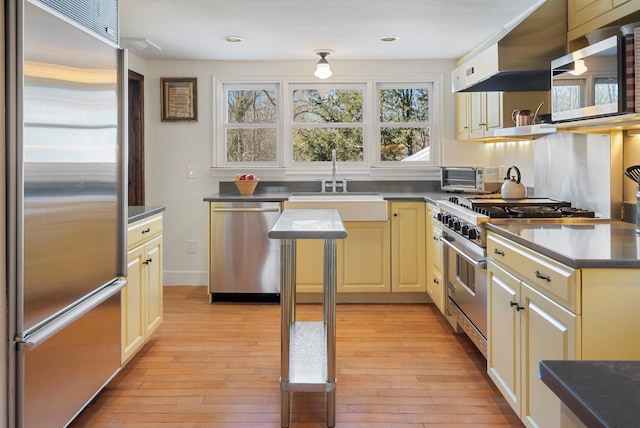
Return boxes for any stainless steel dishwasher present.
[209,201,281,302]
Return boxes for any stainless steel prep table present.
[268,209,347,428]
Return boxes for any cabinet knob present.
[393,213,398,217]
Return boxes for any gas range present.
[436,196,596,247]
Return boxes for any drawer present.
[128,214,163,249]
[487,233,580,313]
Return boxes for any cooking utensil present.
[501,166,527,199]
[624,165,640,183]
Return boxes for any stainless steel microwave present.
[440,166,502,194]
[551,35,634,122]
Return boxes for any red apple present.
[246,174,256,180]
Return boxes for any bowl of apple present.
[234,174,260,195]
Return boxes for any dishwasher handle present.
[212,207,281,213]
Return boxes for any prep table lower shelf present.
[281,321,334,392]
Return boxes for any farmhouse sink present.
[284,192,388,221]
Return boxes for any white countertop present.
[268,209,348,240]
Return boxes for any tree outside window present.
[378,86,431,162]
[225,87,277,163]
[291,87,364,162]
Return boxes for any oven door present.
[440,232,488,340]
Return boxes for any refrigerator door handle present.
[16,280,126,350]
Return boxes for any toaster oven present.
[440,166,502,194]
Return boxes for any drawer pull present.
[493,248,505,256]
[142,258,153,265]
[141,228,151,234]
[535,270,551,282]
[433,278,439,284]
[510,301,525,311]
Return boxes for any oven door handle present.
[440,236,487,269]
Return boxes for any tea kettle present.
[501,166,527,199]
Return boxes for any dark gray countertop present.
[202,180,455,205]
[128,206,166,224]
[485,220,640,268]
[540,360,640,428]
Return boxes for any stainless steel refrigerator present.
[6,1,127,426]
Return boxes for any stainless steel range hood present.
[452,0,567,92]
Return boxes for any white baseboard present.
[163,271,207,286]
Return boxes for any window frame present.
[216,81,283,167]
[213,74,442,174]
[287,82,368,169]
[373,81,434,167]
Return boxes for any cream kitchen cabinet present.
[122,213,163,365]
[568,0,639,43]
[457,92,502,140]
[296,201,425,296]
[487,230,640,428]
[456,91,549,141]
[296,221,390,294]
[426,202,445,313]
[391,202,426,292]
[488,260,578,428]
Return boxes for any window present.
[290,84,365,163]
[377,84,431,163]
[594,76,618,106]
[222,84,278,165]
[552,79,584,113]
[215,78,438,170]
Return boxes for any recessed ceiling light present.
[224,36,244,43]
[380,36,399,42]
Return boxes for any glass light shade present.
[568,59,588,76]
[314,61,332,79]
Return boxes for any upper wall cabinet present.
[568,0,640,44]
[456,91,549,142]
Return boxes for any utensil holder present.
[636,186,640,234]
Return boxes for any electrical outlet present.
[187,164,196,179]
[187,240,197,254]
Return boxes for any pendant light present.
[313,49,334,79]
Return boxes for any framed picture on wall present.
[161,77,197,121]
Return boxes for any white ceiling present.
[118,0,542,62]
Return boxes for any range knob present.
[437,213,443,222]
[447,217,456,228]
[461,224,470,236]
[453,220,462,231]
[468,227,479,240]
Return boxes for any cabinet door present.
[484,91,503,132]
[568,0,612,29]
[468,92,486,139]
[145,235,163,338]
[391,203,426,292]
[296,239,325,293]
[427,268,445,314]
[487,262,520,415]
[520,282,578,428]
[456,92,470,140]
[338,222,390,293]
[122,245,145,364]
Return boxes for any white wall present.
[128,55,508,285]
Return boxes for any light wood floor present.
[71,286,523,427]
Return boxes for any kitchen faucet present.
[321,149,347,193]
